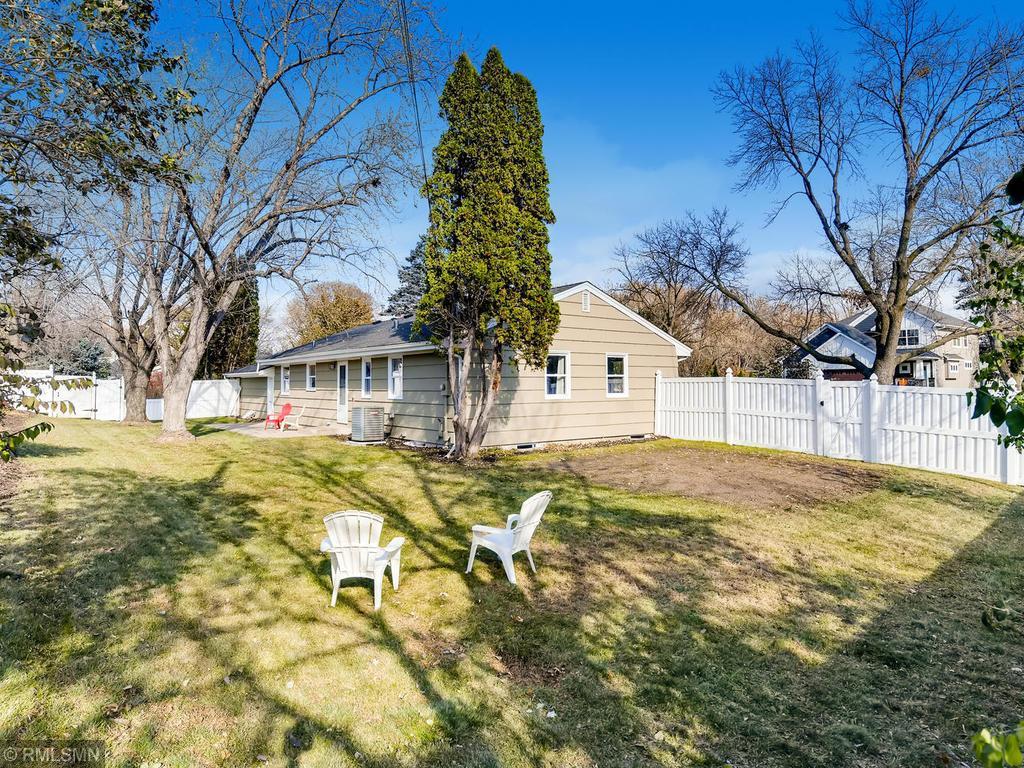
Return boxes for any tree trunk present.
[157,371,194,441]
[122,365,151,423]
[873,349,898,385]
[465,344,504,459]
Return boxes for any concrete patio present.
[207,420,350,439]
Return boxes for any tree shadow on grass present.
[0,460,258,740]
[5,435,1019,768]
[14,442,88,458]
[513,463,1024,767]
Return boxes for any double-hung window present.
[606,354,628,397]
[898,328,920,346]
[282,366,291,394]
[306,363,317,391]
[388,356,404,399]
[361,357,372,398]
[545,353,570,398]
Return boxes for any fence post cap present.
[869,373,879,382]
[814,369,825,380]
[655,369,662,378]
[725,367,733,377]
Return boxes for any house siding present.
[254,288,680,447]
[238,376,270,417]
[257,354,446,443]
[456,290,678,447]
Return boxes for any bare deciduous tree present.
[614,215,831,376]
[143,0,446,439]
[701,0,1024,381]
[72,191,190,422]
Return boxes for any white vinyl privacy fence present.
[18,371,240,422]
[655,370,1023,485]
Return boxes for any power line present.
[397,0,429,191]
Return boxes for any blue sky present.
[162,0,1014,314]
[378,0,844,297]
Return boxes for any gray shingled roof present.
[227,281,599,375]
[224,363,261,377]
[551,282,584,294]
[259,315,427,365]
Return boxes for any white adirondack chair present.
[320,511,404,610]
[466,491,552,585]
[281,405,305,430]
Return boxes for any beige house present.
[227,282,691,448]
[795,302,980,387]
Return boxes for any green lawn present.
[1,420,1022,767]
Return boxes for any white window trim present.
[581,289,591,312]
[605,353,629,398]
[305,363,317,391]
[946,361,959,378]
[388,355,404,400]
[898,328,920,346]
[361,356,372,399]
[544,351,571,400]
[281,365,291,395]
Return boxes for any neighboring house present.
[794,302,979,387]
[227,282,692,448]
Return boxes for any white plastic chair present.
[319,511,404,610]
[282,405,305,430]
[466,491,552,585]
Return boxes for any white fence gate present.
[18,371,239,422]
[655,370,1023,485]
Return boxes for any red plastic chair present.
[264,402,292,430]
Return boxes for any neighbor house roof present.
[225,279,692,376]
[794,301,973,371]
[838,301,971,332]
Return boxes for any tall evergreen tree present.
[197,278,260,379]
[417,49,559,459]
[385,236,427,316]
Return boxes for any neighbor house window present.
[897,362,913,376]
[282,366,291,394]
[545,353,570,398]
[946,361,959,378]
[898,328,920,346]
[606,354,628,397]
[306,363,317,391]
[965,360,974,370]
[361,357,372,398]
[582,290,591,312]
[388,356,404,399]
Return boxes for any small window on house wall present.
[388,356,404,399]
[898,328,920,346]
[897,362,913,376]
[306,363,317,391]
[282,366,291,394]
[606,354,628,397]
[946,361,959,379]
[361,358,372,398]
[581,290,591,312]
[545,353,570,398]
[965,360,974,370]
